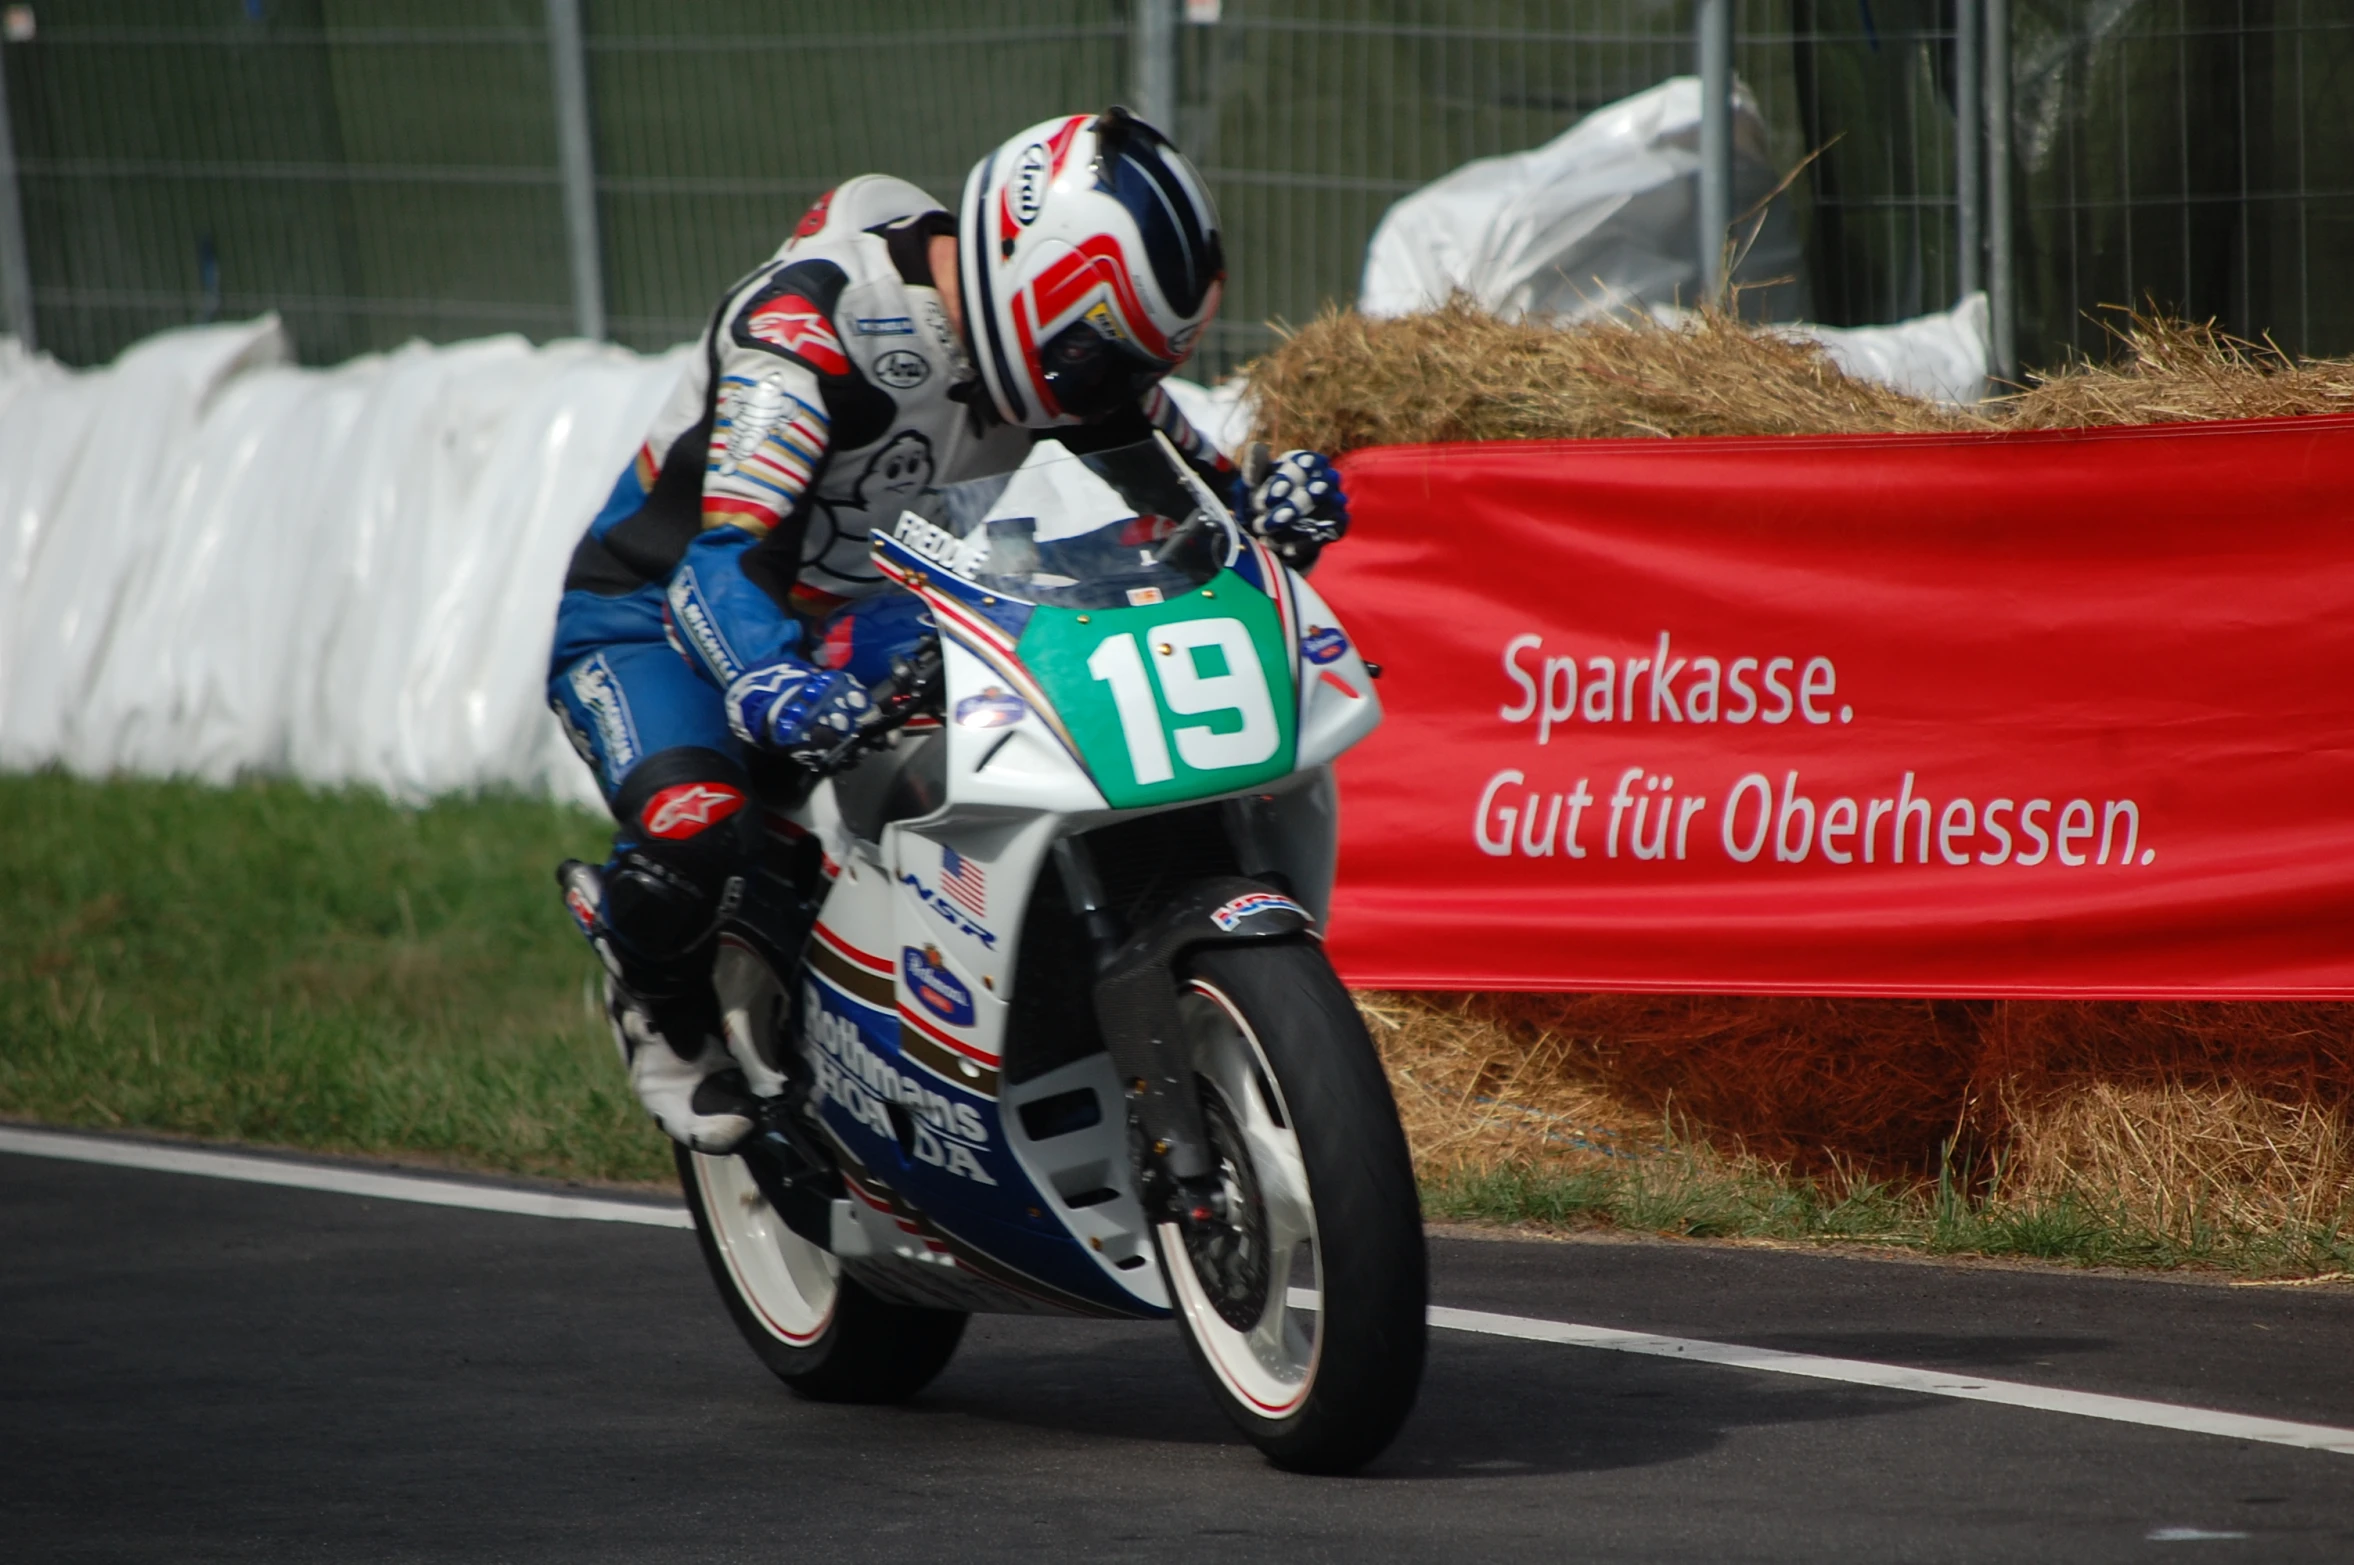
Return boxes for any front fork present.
[1050,838,1213,1212]
[1054,838,1313,1227]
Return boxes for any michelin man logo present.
[858,432,934,511]
[720,373,790,476]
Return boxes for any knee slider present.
[604,843,732,964]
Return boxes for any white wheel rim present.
[692,1150,840,1347]
[1158,979,1321,1420]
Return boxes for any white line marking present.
[7,1127,2350,1457]
[0,1126,692,1229]
[1431,1306,2354,1457]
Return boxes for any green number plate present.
[1014,569,1298,809]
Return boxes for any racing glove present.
[724,660,872,766]
[1236,447,1350,565]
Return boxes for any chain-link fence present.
[2012,0,2354,364]
[1,1,2347,380]
[0,1,1133,365]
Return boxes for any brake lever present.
[800,637,943,778]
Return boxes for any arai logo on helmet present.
[954,686,1028,729]
[903,945,976,1027]
[1010,142,1050,226]
[1210,890,1310,932]
[1302,624,1350,665]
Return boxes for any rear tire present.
[677,1145,966,1403]
[1160,942,1427,1473]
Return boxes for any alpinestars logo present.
[642,782,745,840]
[745,294,849,375]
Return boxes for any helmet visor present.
[1037,316,1168,421]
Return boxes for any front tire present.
[1159,942,1427,1473]
[677,1146,966,1403]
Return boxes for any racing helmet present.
[958,108,1224,428]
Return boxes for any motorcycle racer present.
[548,109,1350,1153]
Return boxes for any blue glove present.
[724,661,872,764]
[1238,449,1349,556]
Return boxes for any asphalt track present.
[6,1133,2354,1563]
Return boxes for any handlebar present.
[801,635,944,778]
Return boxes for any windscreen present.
[893,438,1234,609]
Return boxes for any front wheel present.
[677,1145,966,1402]
[1159,942,1428,1473]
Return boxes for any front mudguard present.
[1091,876,1314,1192]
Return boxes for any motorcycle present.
[570,433,1425,1474]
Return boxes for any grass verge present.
[0,770,669,1186]
[4,772,2346,1277]
[1422,1149,2354,1278]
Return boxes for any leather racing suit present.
[547,175,1230,1006]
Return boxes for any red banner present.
[1319,417,2354,998]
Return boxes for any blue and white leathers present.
[546,175,1228,815]
[544,179,1241,1086]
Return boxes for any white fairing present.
[1000,1051,1168,1304]
[937,637,1107,815]
[722,435,1383,1320]
[1286,570,1384,771]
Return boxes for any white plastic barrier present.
[1359,75,1990,405]
[1359,76,1810,326]
[0,317,691,806]
[1784,292,1992,408]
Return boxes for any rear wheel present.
[677,1146,966,1402]
[1159,942,1427,1473]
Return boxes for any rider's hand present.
[724,661,872,765]
[1237,448,1349,565]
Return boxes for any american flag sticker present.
[939,845,987,917]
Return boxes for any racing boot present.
[604,978,759,1154]
[560,860,757,1154]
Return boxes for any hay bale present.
[1996,1080,2354,1245]
[1357,991,1662,1178]
[1246,301,2354,455]
[1368,987,2354,1234]
[1249,300,1977,453]
[2003,311,2354,429]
